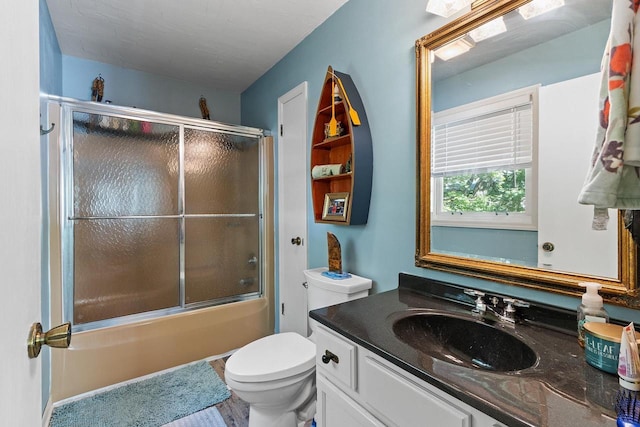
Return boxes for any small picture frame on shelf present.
[322,192,349,222]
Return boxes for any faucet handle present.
[464,289,485,298]
[502,298,529,322]
[503,298,529,308]
[464,289,486,313]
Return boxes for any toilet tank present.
[303,267,372,337]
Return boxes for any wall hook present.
[40,123,55,135]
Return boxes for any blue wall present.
[39,0,62,96]
[241,0,640,324]
[62,56,242,124]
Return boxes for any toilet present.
[224,267,372,427]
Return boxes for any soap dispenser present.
[577,282,609,347]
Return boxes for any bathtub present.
[45,99,276,402]
[50,295,273,401]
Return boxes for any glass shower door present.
[66,107,264,329]
[71,112,181,324]
[183,128,261,304]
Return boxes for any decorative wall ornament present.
[199,96,211,120]
[327,232,343,273]
[91,74,104,102]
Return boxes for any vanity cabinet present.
[315,324,505,427]
[310,66,372,225]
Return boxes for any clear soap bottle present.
[577,282,609,347]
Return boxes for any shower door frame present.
[52,97,268,332]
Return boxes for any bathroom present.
[5,0,640,425]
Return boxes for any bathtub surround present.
[46,100,275,401]
[49,361,230,427]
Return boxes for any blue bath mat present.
[50,361,231,427]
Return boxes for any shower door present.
[62,103,264,330]
[183,128,261,304]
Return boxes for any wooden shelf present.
[313,134,351,149]
[318,103,347,116]
[310,66,373,225]
[312,172,352,182]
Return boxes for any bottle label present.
[585,315,606,323]
[578,318,587,342]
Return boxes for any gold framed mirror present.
[416,0,639,307]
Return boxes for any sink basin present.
[392,313,537,372]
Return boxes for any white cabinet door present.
[361,356,471,427]
[317,375,385,427]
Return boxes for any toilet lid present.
[225,332,316,383]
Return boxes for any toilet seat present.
[226,332,316,383]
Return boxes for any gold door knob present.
[27,322,71,359]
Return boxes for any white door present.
[1,1,44,425]
[538,73,618,278]
[277,82,309,334]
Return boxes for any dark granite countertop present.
[309,273,618,427]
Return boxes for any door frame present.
[277,82,308,332]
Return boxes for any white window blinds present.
[432,89,534,177]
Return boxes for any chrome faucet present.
[464,289,529,324]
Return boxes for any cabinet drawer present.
[315,326,357,390]
[362,356,471,427]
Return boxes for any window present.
[431,86,538,230]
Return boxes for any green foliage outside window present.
[442,169,526,213]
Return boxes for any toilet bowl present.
[224,267,372,427]
[225,332,316,427]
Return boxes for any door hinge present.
[280,124,283,136]
[281,302,285,315]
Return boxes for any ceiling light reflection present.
[426,0,474,18]
[518,0,565,20]
[434,37,475,61]
[469,16,507,42]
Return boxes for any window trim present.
[431,86,539,230]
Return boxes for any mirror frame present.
[415,0,639,307]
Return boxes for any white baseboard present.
[42,397,53,427]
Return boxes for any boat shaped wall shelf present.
[311,66,373,225]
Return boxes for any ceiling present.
[432,0,611,81]
[46,0,349,92]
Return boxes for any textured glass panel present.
[184,129,259,214]
[73,112,180,217]
[185,216,260,303]
[73,218,180,324]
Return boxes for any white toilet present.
[224,267,372,427]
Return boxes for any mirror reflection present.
[417,0,637,297]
